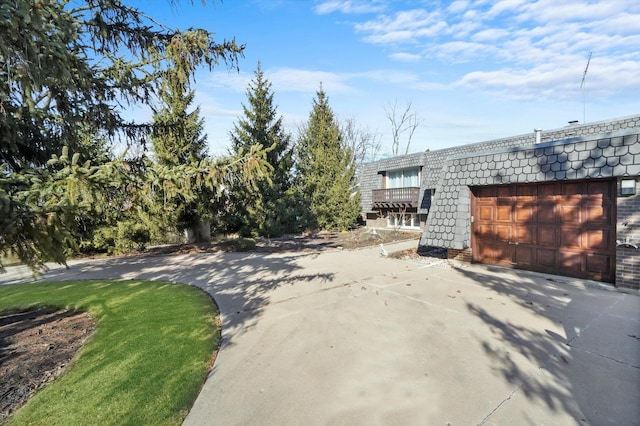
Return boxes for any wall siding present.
[360,114,640,214]
[358,114,640,288]
[616,180,640,289]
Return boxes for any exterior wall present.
[616,179,640,289]
[420,130,640,248]
[359,152,424,214]
[359,114,640,214]
[418,130,640,288]
[358,114,640,288]
[447,248,472,262]
[365,212,427,230]
[365,212,387,229]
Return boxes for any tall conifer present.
[151,63,212,242]
[295,87,360,231]
[229,62,295,236]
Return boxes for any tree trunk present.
[185,220,211,243]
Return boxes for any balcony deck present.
[372,187,420,208]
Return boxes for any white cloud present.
[268,68,354,94]
[314,0,386,15]
[427,41,501,63]
[471,28,509,42]
[205,70,252,92]
[205,67,354,95]
[330,0,640,102]
[357,69,420,85]
[601,12,640,34]
[389,52,421,62]
[454,55,640,101]
[448,20,483,39]
[205,66,445,98]
[518,0,632,24]
[447,0,469,14]
[355,9,447,44]
[486,0,528,18]
[209,1,640,110]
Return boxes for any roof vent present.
[534,128,542,144]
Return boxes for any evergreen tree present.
[0,0,270,268]
[0,0,243,171]
[295,87,360,231]
[151,63,212,242]
[152,74,207,168]
[229,62,295,236]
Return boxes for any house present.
[358,114,640,290]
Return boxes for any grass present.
[0,280,219,426]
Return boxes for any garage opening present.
[470,179,616,283]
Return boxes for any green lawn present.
[0,280,219,426]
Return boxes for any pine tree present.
[229,62,295,236]
[0,0,267,268]
[151,64,212,242]
[152,77,207,168]
[295,87,361,231]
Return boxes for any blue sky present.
[132,0,640,158]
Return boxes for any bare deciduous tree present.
[385,100,422,156]
[339,116,383,167]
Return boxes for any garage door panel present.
[497,186,512,197]
[497,205,511,221]
[563,181,586,195]
[586,254,611,276]
[514,226,534,243]
[560,205,580,223]
[517,184,536,197]
[559,251,583,272]
[537,249,556,266]
[537,204,555,222]
[477,243,511,265]
[584,204,611,224]
[478,205,494,221]
[586,229,612,250]
[537,228,556,245]
[560,229,582,248]
[476,186,493,197]
[514,246,533,265]
[477,224,494,239]
[539,182,559,197]
[515,205,534,222]
[472,179,615,283]
[588,181,613,198]
[496,225,512,241]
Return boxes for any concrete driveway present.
[3,241,639,425]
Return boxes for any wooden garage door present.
[471,180,616,282]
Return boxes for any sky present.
[131,0,640,159]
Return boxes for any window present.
[386,213,421,229]
[387,168,420,188]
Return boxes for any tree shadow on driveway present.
[453,264,640,424]
[40,251,335,349]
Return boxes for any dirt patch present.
[0,309,95,423]
[122,228,422,257]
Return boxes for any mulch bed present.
[0,309,95,424]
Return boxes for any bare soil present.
[0,309,95,424]
[138,229,422,257]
